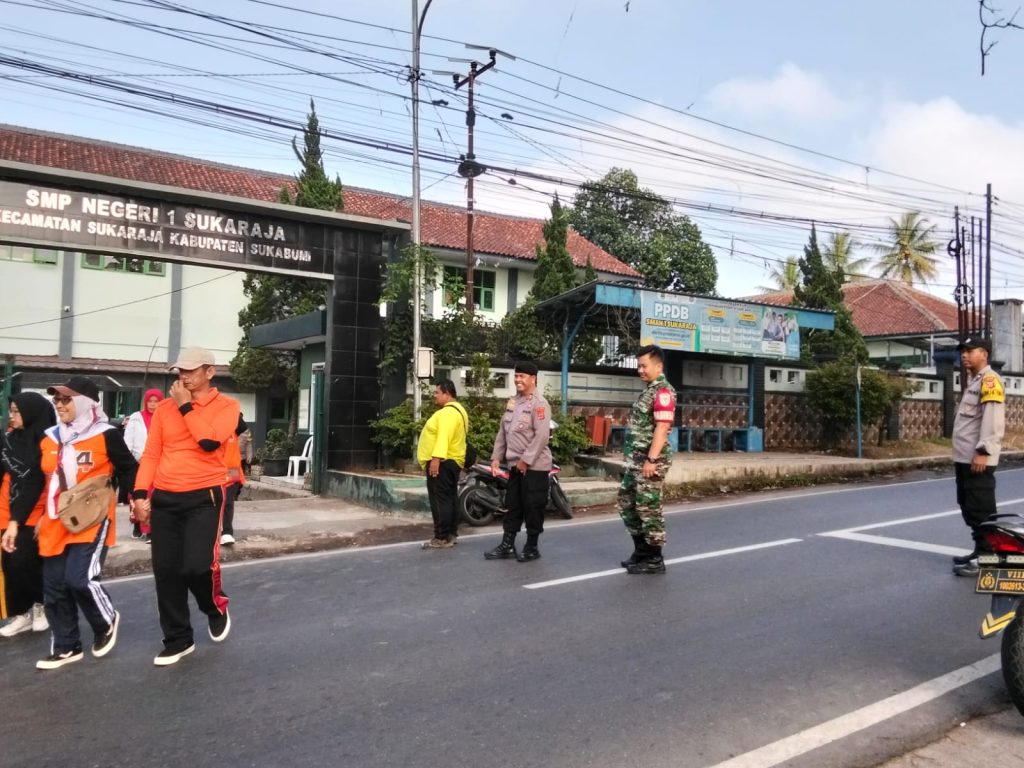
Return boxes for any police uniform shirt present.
[953,364,1005,465]
[491,392,553,471]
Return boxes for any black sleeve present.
[104,429,139,499]
[236,413,248,436]
[4,433,46,526]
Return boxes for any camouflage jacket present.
[625,374,676,458]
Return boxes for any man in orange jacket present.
[133,347,240,666]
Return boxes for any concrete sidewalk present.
[874,705,1024,766]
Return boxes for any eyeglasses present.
[52,395,72,405]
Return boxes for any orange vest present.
[38,431,118,557]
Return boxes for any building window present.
[81,253,165,275]
[443,266,495,311]
[0,245,57,264]
[786,371,800,384]
[769,369,781,383]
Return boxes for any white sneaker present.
[220,533,236,546]
[0,611,33,637]
[31,603,48,632]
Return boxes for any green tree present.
[872,211,940,285]
[805,363,913,449]
[532,194,578,301]
[569,167,717,293]
[793,224,867,365]
[758,257,801,292]
[230,101,340,431]
[823,231,870,282]
[278,99,344,210]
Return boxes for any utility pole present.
[445,46,514,313]
[985,183,993,338]
[409,0,432,422]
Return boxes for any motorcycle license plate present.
[975,567,1024,595]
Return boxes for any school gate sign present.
[0,159,408,470]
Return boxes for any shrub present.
[259,428,293,461]
[369,399,425,460]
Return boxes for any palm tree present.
[823,231,870,282]
[872,211,940,285]
[758,257,800,292]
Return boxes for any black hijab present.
[2,392,57,524]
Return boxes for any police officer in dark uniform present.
[484,361,552,563]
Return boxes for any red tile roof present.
[750,280,959,338]
[0,125,638,277]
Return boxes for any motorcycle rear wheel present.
[1001,612,1024,716]
[459,483,497,527]
[549,481,573,519]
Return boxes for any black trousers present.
[150,486,228,652]
[955,462,997,542]
[425,460,460,539]
[503,468,549,537]
[2,524,43,616]
[43,518,114,653]
[222,481,242,536]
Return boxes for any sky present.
[3,0,1024,303]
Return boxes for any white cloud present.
[706,63,859,123]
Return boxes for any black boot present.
[621,534,647,568]
[484,531,518,560]
[627,544,666,574]
[517,534,541,562]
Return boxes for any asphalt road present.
[3,468,1024,768]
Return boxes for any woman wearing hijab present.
[0,392,55,637]
[34,376,138,670]
[123,388,163,541]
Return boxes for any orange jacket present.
[0,473,46,529]
[0,475,9,529]
[38,429,136,557]
[135,388,241,494]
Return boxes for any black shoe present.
[154,644,195,667]
[36,648,83,670]
[92,611,119,658]
[953,549,978,566]
[484,533,517,560]
[627,556,666,575]
[621,535,647,568]
[517,545,541,562]
[131,524,143,540]
[953,560,980,577]
[208,609,231,642]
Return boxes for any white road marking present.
[522,538,803,590]
[708,654,1000,768]
[822,531,965,557]
[817,497,1024,556]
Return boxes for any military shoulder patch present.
[980,374,1005,404]
[535,407,546,420]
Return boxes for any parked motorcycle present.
[458,462,572,527]
[971,513,1024,715]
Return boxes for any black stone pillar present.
[325,229,385,469]
[934,348,958,438]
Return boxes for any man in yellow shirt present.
[417,381,469,549]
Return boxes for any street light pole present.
[410,0,432,421]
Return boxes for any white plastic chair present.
[287,435,314,480]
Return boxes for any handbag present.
[57,473,114,534]
[445,404,477,467]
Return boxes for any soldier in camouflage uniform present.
[618,344,676,574]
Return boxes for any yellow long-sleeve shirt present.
[417,401,469,469]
